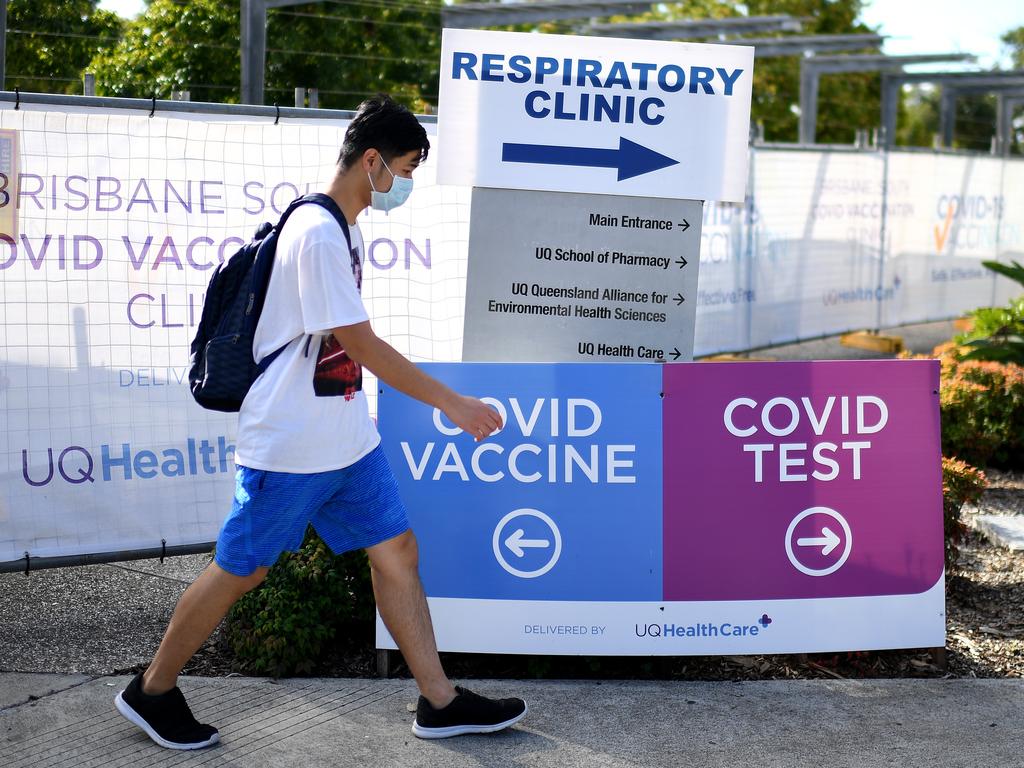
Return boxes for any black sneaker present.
[412,686,527,739]
[114,672,220,750]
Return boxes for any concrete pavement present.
[2,673,1022,767]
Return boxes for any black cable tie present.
[274,101,280,125]
[14,87,20,110]
[160,538,167,564]
[149,94,156,118]
[24,551,30,576]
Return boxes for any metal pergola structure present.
[723,33,885,59]
[938,84,1024,154]
[997,91,1024,155]
[0,0,6,90]
[798,53,976,144]
[442,0,655,29]
[881,70,1024,149]
[241,0,334,106]
[583,15,806,40]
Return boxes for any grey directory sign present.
[463,188,702,363]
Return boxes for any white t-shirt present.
[234,203,381,473]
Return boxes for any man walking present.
[114,95,527,749]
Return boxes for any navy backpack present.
[188,193,351,412]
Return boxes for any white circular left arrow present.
[492,509,562,579]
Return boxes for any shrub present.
[941,457,987,568]
[939,359,1024,468]
[956,297,1024,365]
[902,343,1024,469]
[224,527,375,677]
[955,260,1024,365]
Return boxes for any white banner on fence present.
[0,104,1021,566]
[0,105,465,565]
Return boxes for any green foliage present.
[1003,26,1024,69]
[742,0,878,144]
[897,87,1004,152]
[4,0,123,94]
[941,457,987,569]
[224,527,375,677]
[897,86,939,148]
[938,356,1024,469]
[955,262,1024,365]
[89,0,236,103]
[981,259,1024,289]
[957,300,1024,365]
[88,0,442,109]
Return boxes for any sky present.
[97,0,1021,69]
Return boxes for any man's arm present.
[332,321,502,440]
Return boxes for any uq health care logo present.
[635,614,774,639]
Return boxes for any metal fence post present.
[992,147,1008,306]
[0,0,7,91]
[308,88,319,109]
[83,73,96,97]
[744,140,757,350]
[294,86,305,108]
[241,0,267,104]
[874,133,891,333]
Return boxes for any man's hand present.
[443,394,503,441]
[332,322,504,440]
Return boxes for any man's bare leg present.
[366,530,456,709]
[142,561,269,695]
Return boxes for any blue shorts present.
[214,445,410,577]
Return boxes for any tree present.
[88,0,442,110]
[744,0,880,144]
[897,87,999,152]
[897,86,940,148]
[1003,26,1024,69]
[4,0,123,94]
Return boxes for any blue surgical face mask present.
[368,157,413,212]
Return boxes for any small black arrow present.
[678,219,691,232]
[675,257,688,268]
[674,293,685,305]
[670,348,681,361]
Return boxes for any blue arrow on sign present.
[501,137,679,181]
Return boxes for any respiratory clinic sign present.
[377,360,945,656]
[437,29,754,201]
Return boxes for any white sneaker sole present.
[115,691,221,750]
[411,703,528,739]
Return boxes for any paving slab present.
[2,675,1022,768]
[0,673,93,710]
[974,515,1024,551]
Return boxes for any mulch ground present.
[178,470,1024,683]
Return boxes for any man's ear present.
[361,148,379,173]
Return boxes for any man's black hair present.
[338,94,430,169]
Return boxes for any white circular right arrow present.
[796,526,841,556]
[785,507,853,577]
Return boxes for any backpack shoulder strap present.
[291,192,351,249]
[255,195,353,376]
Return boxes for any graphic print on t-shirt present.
[313,237,363,399]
